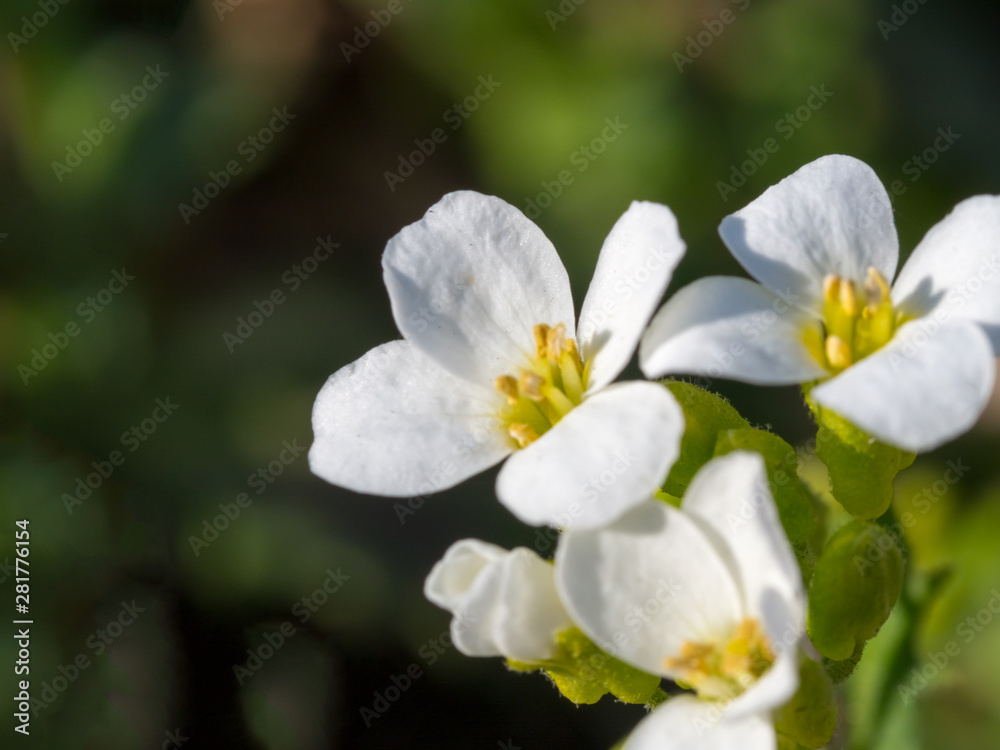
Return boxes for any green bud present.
[506,628,660,705]
[804,386,915,520]
[808,520,904,660]
[822,640,866,684]
[662,380,747,496]
[774,658,838,749]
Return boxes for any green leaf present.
[774,658,838,749]
[506,627,661,705]
[804,386,915,520]
[808,520,904,660]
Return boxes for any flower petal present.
[811,319,996,452]
[495,382,684,530]
[639,277,829,384]
[624,693,776,750]
[891,195,1000,351]
[578,201,686,392]
[719,154,898,311]
[555,500,743,677]
[383,191,576,384]
[727,648,801,723]
[681,452,805,655]
[424,539,507,611]
[309,340,511,495]
[424,541,571,661]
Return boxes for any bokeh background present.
[2,0,1000,748]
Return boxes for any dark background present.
[2,1,1000,748]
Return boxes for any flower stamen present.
[814,269,898,373]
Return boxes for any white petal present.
[719,154,898,312]
[639,277,829,384]
[495,382,684,530]
[727,649,801,723]
[555,500,743,677]
[624,694,776,750]
[811,319,996,452]
[681,453,805,654]
[424,541,571,661]
[424,539,507,611]
[492,548,573,661]
[309,340,510,495]
[891,195,1000,350]
[578,201,686,392]
[383,191,576,384]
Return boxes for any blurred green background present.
[2,0,1000,747]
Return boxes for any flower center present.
[663,617,774,702]
[804,267,902,373]
[494,323,589,449]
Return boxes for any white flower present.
[424,540,572,661]
[640,154,1000,452]
[555,451,806,749]
[309,191,687,529]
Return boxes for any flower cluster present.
[309,155,1000,748]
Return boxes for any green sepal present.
[661,381,747,497]
[506,627,660,705]
[803,385,915,520]
[774,658,838,749]
[807,520,904,660]
[822,639,866,684]
[661,381,818,578]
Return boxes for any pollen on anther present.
[495,375,519,405]
[519,371,545,401]
[533,324,551,359]
[509,423,539,448]
[825,334,852,369]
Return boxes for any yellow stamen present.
[519,371,545,401]
[508,423,539,448]
[563,339,583,375]
[495,375,519,405]
[546,323,566,364]
[825,335,852,369]
[542,383,575,417]
[839,279,858,316]
[533,324,550,359]
[822,274,840,302]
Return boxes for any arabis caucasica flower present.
[640,155,1000,452]
[310,191,687,529]
[556,451,806,749]
[424,540,572,661]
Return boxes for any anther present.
[839,279,858,316]
[823,274,840,302]
[825,335,852,369]
[495,375,519,405]
[533,324,551,359]
[546,323,566,363]
[508,423,539,448]
[519,371,546,401]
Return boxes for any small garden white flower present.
[640,154,1000,452]
[424,540,572,661]
[556,451,806,749]
[310,191,687,529]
